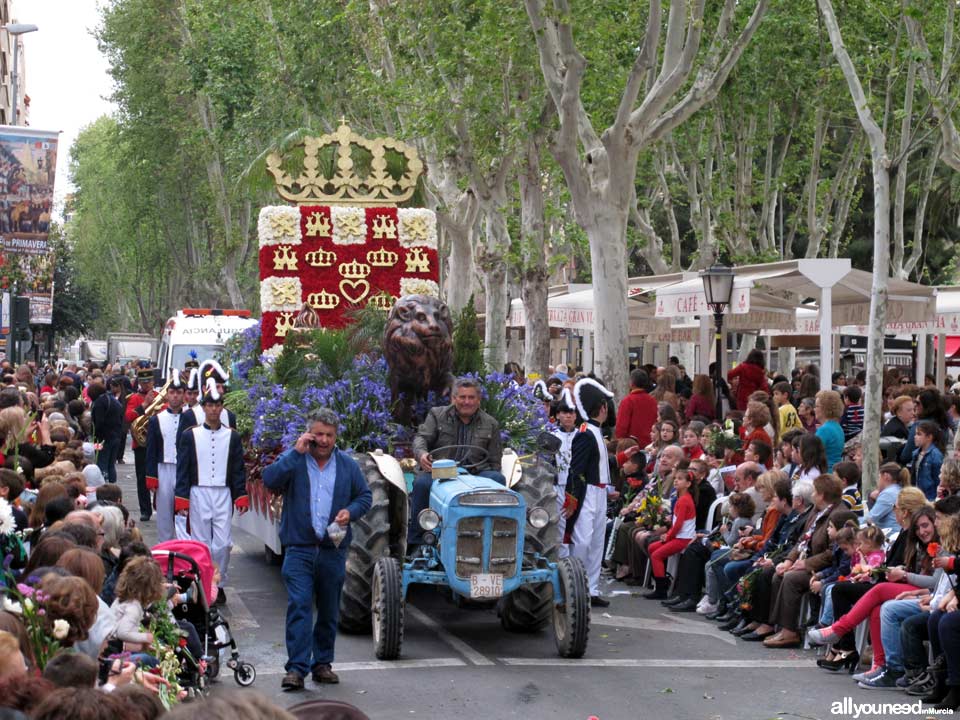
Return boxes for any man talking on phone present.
[263,408,372,692]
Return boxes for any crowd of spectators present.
[543,355,960,710]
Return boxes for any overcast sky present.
[16,0,116,204]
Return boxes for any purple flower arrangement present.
[222,321,548,454]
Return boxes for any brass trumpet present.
[131,376,173,447]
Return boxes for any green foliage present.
[452,295,484,375]
[272,329,355,391]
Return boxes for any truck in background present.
[156,308,257,377]
[107,333,158,367]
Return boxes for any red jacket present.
[728,362,769,411]
[684,394,715,422]
[615,388,658,442]
[125,392,147,449]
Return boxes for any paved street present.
[117,452,917,720]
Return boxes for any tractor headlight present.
[418,508,440,531]
[528,507,550,529]
[422,531,437,546]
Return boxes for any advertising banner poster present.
[0,126,59,324]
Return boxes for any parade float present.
[223,123,560,634]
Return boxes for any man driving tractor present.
[409,377,505,550]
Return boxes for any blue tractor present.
[370,447,591,660]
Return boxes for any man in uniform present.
[410,377,503,550]
[145,369,191,542]
[175,378,248,605]
[183,355,200,411]
[550,387,578,558]
[125,363,157,521]
[184,367,201,414]
[564,378,617,607]
[192,359,236,429]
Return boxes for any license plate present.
[469,573,503,598]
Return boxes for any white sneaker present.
[696,598,717,615]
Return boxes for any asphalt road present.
[116,452,932,720]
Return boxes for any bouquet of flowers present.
[145,604,195,708]
[702,420,742,457]
[0,578,70,669]
[636,494,671,530]
[0,497,26,568]
[734,544,789,611]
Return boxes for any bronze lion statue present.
[383,294,454,423]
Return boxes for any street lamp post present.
[700,263,735,420]
[5,23,38,126]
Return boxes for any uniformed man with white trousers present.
[550,387,578,558]
[145,369,192,542]
[563,378,617,608]
[175,377,248,604]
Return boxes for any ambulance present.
[155,308,258,377]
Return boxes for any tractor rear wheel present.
[499,460,559,633]
[339,453,392,633]
[553,555,590,658]
[372,557,404,660]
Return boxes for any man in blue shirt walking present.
[263,408,372,692]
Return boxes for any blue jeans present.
[97,436,120,484]
[900,611,931,671]
[408,469,506,545]
[880,598,924,672]
[716,557,755,603]
[818,582,837,626]
[281,544,347,675]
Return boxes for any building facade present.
[0,1,29,126]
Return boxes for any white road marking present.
[221,586,259,630]
[406,605,495,666]
[590,613,737,646]
[256,658,468,675]
[497,658,817,668]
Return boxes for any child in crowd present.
[850,525,887,575]
[681,422,705,460]
[912,420,944,500]
[772,381,802,441]
[811,521,858,627]
[108,556,164,659]
[840,386,864,440]
[721,493,756,547]
[833,461,864,515]
[744,439,773,469]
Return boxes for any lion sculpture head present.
[383,295,454,421]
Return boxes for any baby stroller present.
[151,539,256,690]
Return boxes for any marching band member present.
[145,368,191,542]
[125,363,157,522]
[550,387,578,558]
[175,377,248,605]
[192,359,236,429]
[184,367,201,413]
[564,378,617,608]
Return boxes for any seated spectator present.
[811,489,933,671]
[641,467,698,599]
[833,460,863,514]
[681,422,705,460]
[810,521,857,630]
[744,439,773,470]
[867,463,910,531]
[938,459,960,499]
[741,401,773,452]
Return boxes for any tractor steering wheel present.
[428,444,491,473]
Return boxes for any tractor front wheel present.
[553,556,590,658]
[372,557,404,660]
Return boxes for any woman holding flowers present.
[642,467,698,599]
